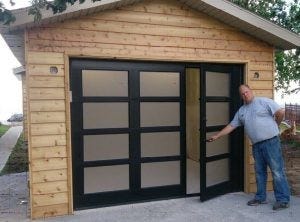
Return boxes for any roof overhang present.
[0,0,143,34]
[179,0,300,50]
[13,65,25,80]
[1,0,299,65]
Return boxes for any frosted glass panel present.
[141,161,180,188]
[206,72,230,97]
[84,165,129,193]
[141,132,180,157]
[82,70,128,97]
[140,72,180,96]
[206,102,229,126]
[141,102,180,127]
[84,134,129,161]
[206,132,229,157]
[206,159,229,187]
[83,103,128,129]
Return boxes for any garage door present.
[70,59,186,209]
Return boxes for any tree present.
[0,0,299,93]
[229,0,300,94]
[1,0,101,23]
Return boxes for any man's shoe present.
[247,199,267,206]
[272,202,289,210]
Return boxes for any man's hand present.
[206,135,219,142]
[206,124,236,142]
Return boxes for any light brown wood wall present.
[186,68,200,162]
[25,0,275,219]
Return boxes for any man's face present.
[239,86,254,104]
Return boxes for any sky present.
[0,0,299,122]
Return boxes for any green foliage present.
[27,0,103,21]
[275,49,300,93]
[230,0,300,94]
[0,0,103,24]
[0,124,10,138]
[0,2,15,24]
[0,134,28,175]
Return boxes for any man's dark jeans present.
[252,136,290,203]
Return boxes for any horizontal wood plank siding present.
[25,0,274,219]
[26,50,68,219]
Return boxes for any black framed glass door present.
[70,59,186,209]
[200,64,244,201]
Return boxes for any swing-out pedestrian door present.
[70,59,186,209]
[199,64,244,201]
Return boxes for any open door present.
[200,63,244,201]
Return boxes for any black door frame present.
[199,63,244,201]
[70,59,186,210]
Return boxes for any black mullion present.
[230,65,244,191]
[200,65,207,193]
[82,128,130,135]
[141,156,182,163]
[205,153,230,162]
[71,65,85,202]
[180,68,186,193]
[206,97,231,102]
[206,125,227,132]
[140,126,180,133]
[84,159,130,167]
[129,69,141,193]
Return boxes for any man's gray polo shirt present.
[230,97,281,144]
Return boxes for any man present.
[208,84,290,210]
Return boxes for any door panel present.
[206,159,230,187]
[200,64,244,201]
[82,70,128,96]
[84,165,130,193]
[83,102,129,129]
[83,134,129,161]
[205,132,229,157]
[205,71,230,97]
[206,102,230,126]
[141,161,181,188]
[140,102,180,127]
[141,132,180,157]
[140,71,180,96]
[71,59,185,209]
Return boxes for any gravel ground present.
[0,172,29,222]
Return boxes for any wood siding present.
[25,0,274,219]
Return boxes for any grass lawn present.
[0,124,10,138]
[0,133,28,175]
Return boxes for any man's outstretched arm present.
[207,124,236,142]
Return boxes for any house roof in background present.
[1,0,300,65]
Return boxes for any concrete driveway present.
[31,192,300,222]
